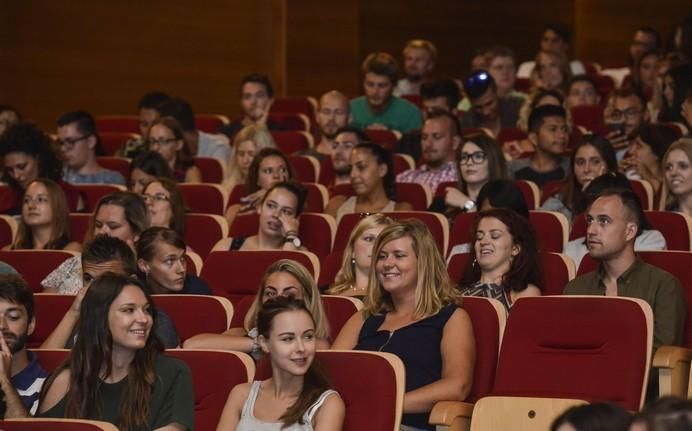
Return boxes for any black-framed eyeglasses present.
[607,108,643,122]
[58,134,91,150]
[149,138,178,147]
[143,193,170,203]
[459,151,487,165]
[463,70,493,98]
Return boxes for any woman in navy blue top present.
[136,227,212,295]
[333,219,475,431]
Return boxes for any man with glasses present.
[350,52,423,133]
[302,91,350,161]
[604,88,650,164]
[57,110,126,185]
[397,109,461,194]
[321,126,368,188]
[460,70,523,137]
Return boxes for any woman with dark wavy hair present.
[326,142,412,222]
[459,208,542,312]
[37,273,194,430]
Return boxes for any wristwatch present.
[284,234,302,248]
[463,200,476,211]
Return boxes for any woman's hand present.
[444,187,471,209]
[279,213,300,239]
[239,189,267,213]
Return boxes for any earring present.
[351,257,356,266]
[472,258,478,269]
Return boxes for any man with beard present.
[303,91,350,161]
[605,88,650,163]
[350,52,423,133]
[394,39,437,96]
[460,70,523,137]
[396,109,461,194]
[219,74,283,139]
[0,274,47,417]
[321,126,368,188]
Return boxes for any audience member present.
[214,181,307,252]
[508,88,570,158]
[225,125,276,193]
[682,87,692,134]
[663,138,692,215]
[542,135,618,223]
[0,123,83,213]
[397,110,462,194]
[604,87,650,159]
[621,124,678,196]
[517,23,586,78]
[630,396,692,431]
[327,213,394,296]
[0,274,47,417]
[0,105,20,137]
[333,219,475,431]
[41,234,180,350]
[147,116,201,183]
[36,273,193,429]
[459,208,542,312]
[531,49,572,93]
[551,402,632,431]
[118,91,171,158]
[509,104,570,187]
[157,97,230,163]
[57,110,125,185]
[136,227,211,295]
[350,52,423,133]
[566,75,602,108]
[601,27,661,87]
[324,126,368,188]
[460,70,523,137]
[307,91,350,160]
[485,46,525,100]
[629,49,660,100]
[41,191,149,294]
[564,187,684,352]
[142,178,186,237]
[224,147,293,227]
[218,73,281,138]
[216,296,344,430]
[326,142,411,222]
[394,39,437,96]
[8,179,81,252]
[659,63,692,124]
[564,172,666,267]
[127,151,174,195]
[184,259,330,355]
[429,133,508,219]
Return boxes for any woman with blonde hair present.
[662,138,692,216]
[183,259,330,357]
[9,178,81,252]
[531,49,572,93]
[327,213,394,297]
[333,219,475,431]
[225,125,276,192]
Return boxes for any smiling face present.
[474,216,518,277]
[143,181,172,229]
[261,271,305,303]
[139,240,186,293]
[22,181,52,228]
[108,285,153,352]
[260,309,316,376]
[573,144,607,188]
[459,141,489,187]
[350,148,386,197]
[353,226,386,274]
[665,149,692,199]
[376,235,418,295]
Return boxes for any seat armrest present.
[429,401,474,431]
[653,345,692,398]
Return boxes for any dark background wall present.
[0,0,688,129]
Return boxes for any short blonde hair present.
[404,39,438,64]
[244,259,330,340]
[328,213,394,295]
[226,125,276,190]
[363,219,458,318]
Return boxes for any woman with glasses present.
[141,177,186,237]
[7,178,81,252]
[213,181,307,252]
[430,133,507,220]
[136,227,211,295]
[541,135,618,224]
[0,123,84,214]
[326,142,412,222]
[224,147,294,228]
[148,116,201,184]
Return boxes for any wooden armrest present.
[429,401,474,429]
[653,345,692,398]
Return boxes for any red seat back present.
[541,180,565,205]
[30,294,74,348]
[287,155,318,183]
[195,114,230,134]
[0,215,17,248]
[153,295,231,343]
[96,157,130,180]
[321,295,362,341]
[570,105,607,135]
[448,212,477,256]
[268,113,309,131]
[72,184,125,212]
[184,213,227,259]
[68,213,92,243]
[396,182,431,210]
[493,296,651,411]
[0,418,116,430]
[179,184,226,215]
[193,157,225,183]
[271,131,312,153]
[365,130,398,151]
[99,132,139,156]
[642,211,692,251]
[496,127,528,145]
[95,115,139,134]
[0,250,76,292]
[528,211,567,253]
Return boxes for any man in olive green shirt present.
[564,189,686,352]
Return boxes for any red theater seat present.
[0,419,118,431]
[365,129,400,151]
[269,112,310,131]
[529,210,568,253]
[515,180,539,210]
[195,114,230,133]
[95,115,139,134]
[72,183,126,212]
[321,295,363,341]
[96,156,130,180]
[271,131,313,153]
[184,213,228,259]
[0,250,78,292]
[153,295,232,343]
[287,154,320,182]
[193,157,226,184]
[30,294,74,348]
[99,132,139,156]
[179,183,228,215]
[69,213,91,243]
[0,215,18,248]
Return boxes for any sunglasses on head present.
[463,70,492,98]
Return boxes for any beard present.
[407,73,423,82]
[3,331,29,354]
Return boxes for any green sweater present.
[350,96,423,133]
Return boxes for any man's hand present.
[606,130,629,150]
[256,99,274,128]
[0,333,12,382]
[444,188,471,209]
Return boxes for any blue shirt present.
[63,168,126,185]
[12,351,48,415]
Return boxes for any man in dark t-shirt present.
[509,104,569,188]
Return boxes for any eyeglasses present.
[149,138,178,147]
[463,70,493,98]
[607,108,643,122]
[58,134,91,150]
[143,193,170,203]
[459,151,487,165]
[261,166,288,176]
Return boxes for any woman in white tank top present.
[216,297,345,430]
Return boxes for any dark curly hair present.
[0,122,63,190]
